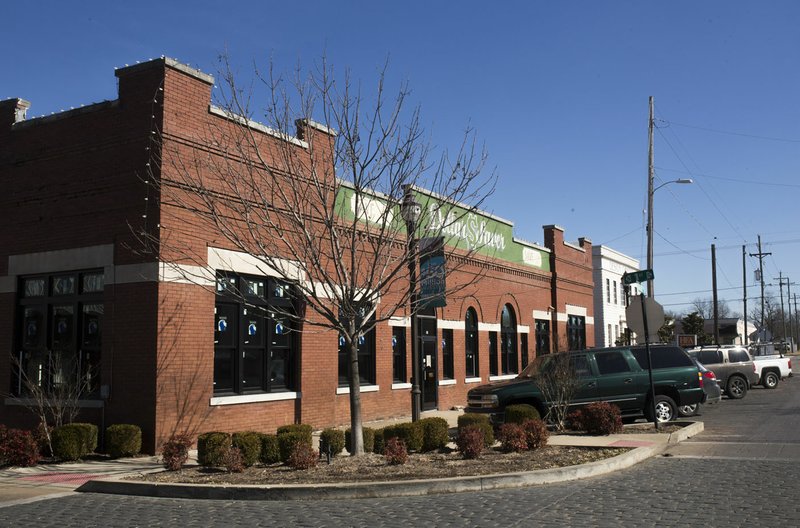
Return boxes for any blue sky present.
[4,1,800,320]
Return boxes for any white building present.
[592,246,640,347]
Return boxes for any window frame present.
[465,308,479,377]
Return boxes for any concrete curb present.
[77,441,684,501]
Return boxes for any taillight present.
[789,359,792,370]
[704,371,717,381]
[698,370,704,388]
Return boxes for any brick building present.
[0,58,594,452]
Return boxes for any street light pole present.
[401,185,422,422]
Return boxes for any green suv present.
[466,344,705,423]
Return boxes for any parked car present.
[678,358,722,417]
[686,346,759,399]
[466,344,705,424]
[749,342,793,388]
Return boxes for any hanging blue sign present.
[217,318,228,332]
[339,336,345,347]
[358,335,365,345]
[391,335,397,348]
[275,322,284,335]
[248,322,258,336]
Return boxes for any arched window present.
[465,308,479,378]
[501,304,518,374]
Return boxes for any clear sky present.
[4,1,800,322]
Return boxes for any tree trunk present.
[347,339,364,455]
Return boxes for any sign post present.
[623,270,660,430]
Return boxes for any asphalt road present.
[1,376,798,527]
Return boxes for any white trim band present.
[210,392,299,406]
[336,385,379,395]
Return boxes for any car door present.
[696,349,726,385]
[567,353,599,409]
[592,349,649,413]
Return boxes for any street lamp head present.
[400,186,422,225]
[675,178,693,184]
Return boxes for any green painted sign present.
[334,184,550,271]
[622,269,654,285]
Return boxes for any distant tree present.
[692,298,736,320]
[681,312,709,345]
[657,311,676,344]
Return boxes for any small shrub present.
[383,422,423,452]
[372,428,385,454]
[231,432,262,467]
[566,409,584,431]
[71,423,98,454]
[455,425,484,460]
[51,424,89,461]
[278,431,311,462]
[260,434,281,465]
[345,427,375,454]
[223,446,245,473]
[0,426,41,467]
[33,422,53,457]
[276,424,313,444]
[504,404,541,424]
[197,432,231,467]
[419,417,449,452]
[105,424,142,458]
[161,433,192,471]
[498,423,527,453]
[319,429,345,458]
[578,402,623,436]
[457,414,494,447]
[521,418,549,450]
[383,437,408,465]
[286,443,318,470]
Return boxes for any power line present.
[656,166,800,188]
[659,119,800,144]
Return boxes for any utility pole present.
[712,244,719,344]
[794,293,799,352]
[742,245,748,345]
[788,281,795,349]
[646,96,655,298]
[749,235,771,339]
[775,273,788,342]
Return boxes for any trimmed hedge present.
[372,428,385,454]
[105,424,142,458]
[51,425,86,461]
[383,422,423,452]
[276,424,313,444]
[418,417,450,452]
[345,427,375,454]
[319,429,345,458]
[504,404,541,424]
[260,434,281,464]
[278,431,311,462]
[457,414,494,447]
[71,423,98,454]
[232,432,262,467]
[197,432,231,467]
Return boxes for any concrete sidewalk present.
[0,413,703,505]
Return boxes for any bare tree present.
[527,349,581,431]
[139,55,495,455]
[7,352,94,456]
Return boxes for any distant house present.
[592,246,640,347]
[674,317,757,345]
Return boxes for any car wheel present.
[762,371,780,389]
[726,375,748,399]
[677,403,698,417]
[646,395,677,423]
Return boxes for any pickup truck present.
[749,343,793,389]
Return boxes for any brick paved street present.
[1,456,796,527]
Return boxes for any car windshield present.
[519,355,549,378]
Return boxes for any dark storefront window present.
[535,319,551,355]
[337,306,376,386]
[465,308,479,377]
[442,329,454,379]
[14,271,104,397]
[567,315,586,351]
[521,333,529,368]
[489,331,498,376]
[392,326,407,383]
[500,304,518,374]
[214,273,297,395]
